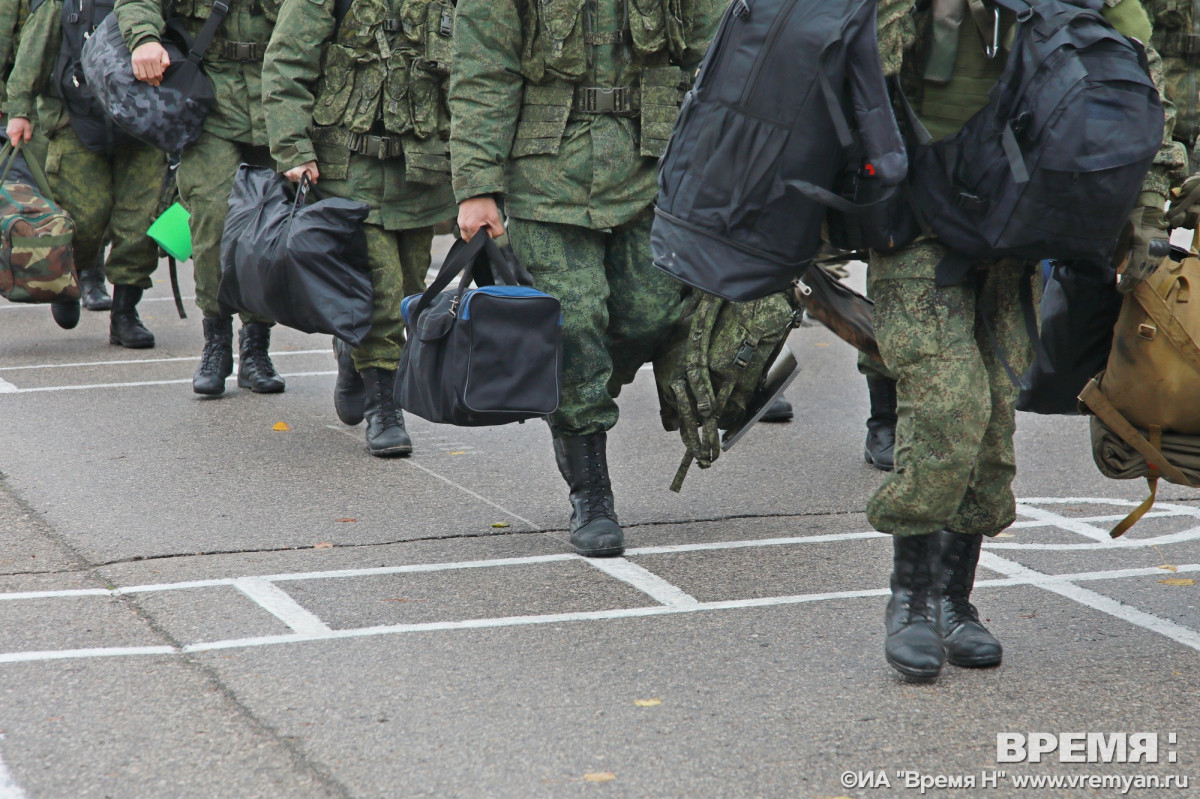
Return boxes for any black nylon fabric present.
[217,165,373,345]
[396,235,562,427]
[651,0,906,302]
[1017,261,1123,415]
[909,0,1163,264]
[56,0,138,152]
[81,15,215,154]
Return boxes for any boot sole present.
[572,544,625,558]
[193,382,227,396]
[237,376,286,394]
[864,448,895,472]
[84,300,113,311]
[368,444,412,458]
[110,335,155,349]
[885,654,943,680]
[946,652,1002,668]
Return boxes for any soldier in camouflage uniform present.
[872,0,1185,680]
[450,0,723,557]
[115,0,286,395]
[5,0,165,341]
[1147,2,1200,231]
[1,0,49,171]
[261,0,457,456]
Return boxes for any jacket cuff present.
[275,141,318,173]
[1139,172,1170,208]
[453,174,505,204]
[129,28,163,52]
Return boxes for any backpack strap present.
[186,1,232,64]
[1107,424,1162,539]
[1078,377,1195,489]
[1131,277,1200,379]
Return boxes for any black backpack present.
[51,0,136,152]
[651,0,907,302]
[908,0,1164,266]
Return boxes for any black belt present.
[572,86,639,116]
[312,127,405,159]
[214,40,268,62]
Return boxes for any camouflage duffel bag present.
[0,142,78,303]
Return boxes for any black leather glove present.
[1116,204,1169,294]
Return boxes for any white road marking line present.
[0,350,330,372]
[0,378,17,394]
[585,558,700,608]
[0,749,28,799]
[0,646,177,664]
[325,425,545,531]
[628,531,885,555]
[980,552,1200,653]
[233,579,331,636]
[4,371,336,393]
[1016,502,1112,542]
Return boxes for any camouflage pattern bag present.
[654,288,804,491]
[0,142,77,303]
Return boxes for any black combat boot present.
[760,395,793,422]
[360,368,412,456]
[79,251,111,311]
[50,296,80,329]
[109,285,155,348]
[333,338,365,426]
[237,323,285,394]
[864,377,897,471]
[938,530,1002,668]
[884,532,945,679]
[553,433,624,557]
[193,316,234,396]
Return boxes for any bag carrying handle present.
[409,234,521,322]
[0,140,56,200]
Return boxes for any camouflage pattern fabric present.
[865,242,1036,539]
[115,0,276,146]
[1147,0,1200,171]
[1,0,26,108]
[2,0,71,134]
[350,223,434,372]
[1,148,77,302]
[177,130,273,322]
[44,125,164,289]
[508,210,686,438]
[448,0,724,230]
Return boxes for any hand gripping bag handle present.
[410,234,520,322]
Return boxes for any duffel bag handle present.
[411,234,489,322]
[0,141,56,201]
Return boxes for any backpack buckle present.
[734,340,757,369]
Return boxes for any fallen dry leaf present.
[1159,578,1195,587]
[633,698,662,707]
[491,522,511,529]
[995,532,1015,538]
[336,518,357,523]
[583,772,616,783]
[447,450,467,455]
[1158,565,1179,572]
[272,422,291,431]
[313,541,334,549]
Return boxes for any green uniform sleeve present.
[1104,0,1186,203]
[678,0,725,71]
[114,0,167,51]
[447,0,524,203]
[0,0,23,109]
[261,0,334,171]
[2,0,60,121]
[877,0,917,77]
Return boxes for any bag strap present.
[1078,377,1195,488]
[410,234,488,321]
[1131,277,1200,380]
[0,140,56,200]
[187,0,231,63]
[1107,425,1163,538]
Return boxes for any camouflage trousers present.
[352,224,433,371]
[44,126,164,288]
[508,210,686,438]
[176,131,272,323]
[866,241,1035,539]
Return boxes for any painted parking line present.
[0,295,195,311]
[0,349,330,372]
[0,371,336,394]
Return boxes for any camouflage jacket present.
[2,0,69,133]
[114,0,278,145]
[448,0,724,230]
[1,0,29,112]
[1145,0,1200,165]
[878,0,1187,205]
[261,0,456,230]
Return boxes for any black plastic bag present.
[1017,261,1122,415]
[396,235,562,427]
[218,165,372,345]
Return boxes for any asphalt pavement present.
[1,250,1199,798]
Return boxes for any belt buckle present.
[585,87,618,114]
